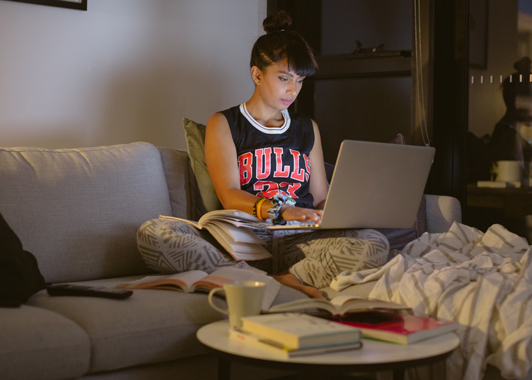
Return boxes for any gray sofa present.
[0,142,461,380]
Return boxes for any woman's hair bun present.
[263,10,292,34]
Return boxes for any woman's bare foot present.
[272,272,326,299]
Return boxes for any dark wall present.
[315,0,414,163]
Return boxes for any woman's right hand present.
[280,205,323,224]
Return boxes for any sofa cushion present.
[0,304,90,380]
[27,276,306,374]
[183,118,223,214]
[425,194,462,233]
[0,142,172,283]
[375,194,427,251]
[157,147,206,221]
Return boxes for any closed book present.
[240,313,362,349]
[229,328,363,359]
[335,311,458,345]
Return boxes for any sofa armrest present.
[425,195,462,234]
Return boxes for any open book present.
[116,267,281,309]
[267,294,410,317]
[159,210,272,262]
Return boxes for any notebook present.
[269,140,435,230]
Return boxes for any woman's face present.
[254,58,305,110]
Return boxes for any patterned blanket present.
[331,222,532,380]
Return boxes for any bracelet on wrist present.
[254,198,268,220]
[252,197,263,219]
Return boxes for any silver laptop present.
[268,140,435,230]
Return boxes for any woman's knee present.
[288,229,390,289]
[356,229,390,261]
[342,229,390,267]
[136,218,237,274]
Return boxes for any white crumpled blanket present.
[331,222,532,380]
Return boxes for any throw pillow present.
[0,213,46,307]
[182,118,223,213]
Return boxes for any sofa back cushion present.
[0,142,172,283]
[157,147,206,221]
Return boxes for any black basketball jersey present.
[220,104,315,209]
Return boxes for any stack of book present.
[263,296,458,346]
[230,313,363,359]
[159,210,272,261]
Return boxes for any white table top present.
[196,320,460,366]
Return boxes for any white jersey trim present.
[240,103,291,134]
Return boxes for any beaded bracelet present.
[252,197,261,219]
[268,193,296,225]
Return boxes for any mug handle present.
[208,287,228,315]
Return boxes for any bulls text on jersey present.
[238,147,311,199]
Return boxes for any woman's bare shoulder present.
[207,112,229,128]
[206,112,232,144]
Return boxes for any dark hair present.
[250,11,317,77]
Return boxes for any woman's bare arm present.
[205,113,259,212]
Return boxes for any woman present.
[137,11,389,299]
[204,11,389,297]
[206,14,326,226]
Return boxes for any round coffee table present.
[197,320,460,380]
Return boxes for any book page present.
[268,296,410,316]
[117,270,208,291]
[158,215,201,229]
[204,224,264,249]
[330,295,409,315]
[267,298,337,314]
[206,224,268,254]
[200,209,270,229]
[206,224,272,261]
[207,222,266,245]
[229,247,272,261]
[330,295,365,306]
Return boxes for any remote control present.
[46,284,133,299]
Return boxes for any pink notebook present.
[335,311,458,345]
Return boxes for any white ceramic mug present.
[493,160,521,182]
[208,281,265,329]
